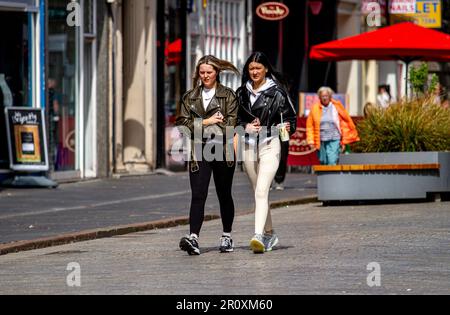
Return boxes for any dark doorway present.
[252,0,337,106]
[0,12,30,168]
[157,0,187,170]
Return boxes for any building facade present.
[0,1,44,180]
[337,0,450,115]
[0,0,110,183]
[0,0,253,182]
[252,0,338,108]
[109,0,252,173]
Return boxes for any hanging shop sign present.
[389,0,441,28]
[256,2,290,21]
[4,107,49,171]
[0,0,39,12]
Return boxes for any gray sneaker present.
[274,182,284,191]
[263,233,279,252]
[250,234,265,254]
[179,235,200,256]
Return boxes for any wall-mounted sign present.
[389,0,442,28]
[0,0,39,12]
[5,107,49,171]
[256,2,290,21]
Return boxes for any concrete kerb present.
[0,195,318,256]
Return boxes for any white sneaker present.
[250,234,265,254]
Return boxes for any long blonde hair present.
[192,55,240,87]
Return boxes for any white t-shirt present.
[202,87,216,110]
[377,92,391,109]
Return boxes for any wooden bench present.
[314,164,441,172]
[313,163,445,202]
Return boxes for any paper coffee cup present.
[279,123,290,142]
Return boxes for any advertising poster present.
[14,125,41,163]
[389,0,442,28]
[299,93,350,117]
[5,107,49,171]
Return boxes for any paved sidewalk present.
[1,201,449,295]
[0,171,316,247]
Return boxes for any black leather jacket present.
[236,85,297,136]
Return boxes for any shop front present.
[162,0,251,170]
[0,0,99,182]
[0,0,43,180]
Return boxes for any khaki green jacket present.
[176,83,237,172]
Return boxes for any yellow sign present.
[390,0,441,28]
[14,125,42,163]
[416,0,441,28]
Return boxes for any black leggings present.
[189,160,235,236]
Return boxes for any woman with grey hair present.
[306,87,359,165]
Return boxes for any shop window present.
[189,0,246,91]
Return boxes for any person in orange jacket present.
[306,87,360,165]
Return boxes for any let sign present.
[256,2,290,21]
[389,0,441,28]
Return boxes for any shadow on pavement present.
[182,245,294,255]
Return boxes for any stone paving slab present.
[0,201,449,295]
[0,172,317,244]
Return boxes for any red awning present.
[165,39,183,65]
[310,23,450,63]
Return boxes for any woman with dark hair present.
[176,55,239,256]
[236,52,297,254]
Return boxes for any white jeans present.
[243,138,281,235]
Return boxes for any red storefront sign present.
[256,2,290,21]
[288,117,320,166]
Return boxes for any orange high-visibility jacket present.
[306,99,360,149]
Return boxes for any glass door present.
[48,0,78,172]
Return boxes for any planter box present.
[316,152,450,201]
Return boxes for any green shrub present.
[354,97,450,153]
[409,63,439,97]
